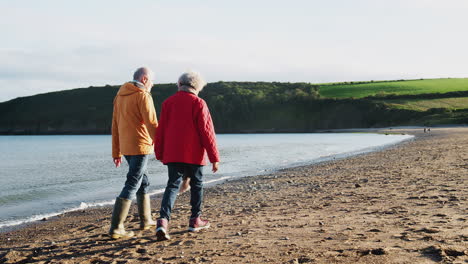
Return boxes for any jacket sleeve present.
[111,98,121,158]
[196,100,220,163]
[154,102,165,160]
[139,92,158,144]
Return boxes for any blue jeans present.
[159,163,204,221]
[118,155,150,200]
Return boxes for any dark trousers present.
[159,163,204,220]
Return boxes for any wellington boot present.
[137,194,157,230]
[109,197,134,239]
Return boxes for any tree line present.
[0,81,465,134]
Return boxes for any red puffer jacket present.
[155,91,220,165]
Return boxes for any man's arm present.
[111,100,122,167]
[139,93,158,143]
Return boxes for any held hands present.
[212,162,219,173]
[113,157,122,168]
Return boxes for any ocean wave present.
[0,176,233,230]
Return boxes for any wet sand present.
[1,127,467,264]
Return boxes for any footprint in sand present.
[416,227,440,234]
[422,245,467,262]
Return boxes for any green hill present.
[0,78,467,134]
[320,78,468,98]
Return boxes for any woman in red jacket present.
[154,71,220,241]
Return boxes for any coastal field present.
[379,97,468,111]
[319,78,468,98]
[1,127,467,263]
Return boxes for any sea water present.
[0,133,412,230]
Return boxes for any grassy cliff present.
[0,79,467,134]
[319,78,468,98]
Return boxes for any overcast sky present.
[1,0,467,102]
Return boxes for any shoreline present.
[0,176,235,234]
[0,124,466,136]
[0,132,414,233]
[1,127,467,263]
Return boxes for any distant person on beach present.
[109,67,158,239]
[154,71,220,241]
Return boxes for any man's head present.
[133,67,154,91]
[177,71,207,95]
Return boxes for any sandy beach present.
[1,127,467,264]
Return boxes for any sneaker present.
[188,217,210,232]
[156,218,170,241]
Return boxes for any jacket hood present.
[117,82,146,96]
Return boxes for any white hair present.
[133,67,153,82]
[178,71,207,92]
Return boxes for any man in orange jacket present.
[109,67,158,239]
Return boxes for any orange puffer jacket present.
[112,82,158,158]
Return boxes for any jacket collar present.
[131,80,146,90]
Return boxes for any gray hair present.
[133,67,153,82]
[178,71,207,92]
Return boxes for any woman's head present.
[177,71,207,95]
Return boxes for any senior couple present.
[109,67,220,241]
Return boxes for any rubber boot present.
[109,197,134,239]
[137,194,157,230]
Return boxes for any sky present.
[0,0,467,102]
